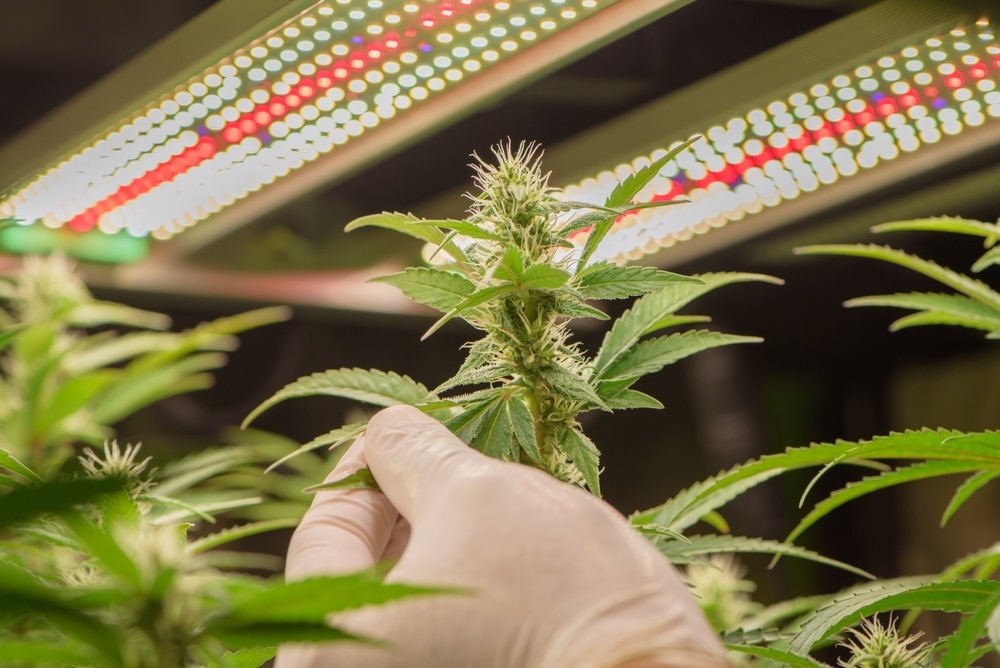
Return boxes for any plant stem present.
[526,390,550,465]
[514,289,559,474]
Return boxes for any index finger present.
[284,436,400,581]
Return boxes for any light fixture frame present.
[0,0,695,258]
[417,0,996,267]
[0,0,307,193]
[547,0,996,267]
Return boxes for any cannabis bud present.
[837,616,932,668]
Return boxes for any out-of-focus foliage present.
[0,255,434,667]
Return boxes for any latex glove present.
[276,405,731,668]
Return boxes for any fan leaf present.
[593,273,780,377]
[345,211,468,264]
[598,330,760,382]
[632,440,862,534]
[469,395,516,461]
[507,396,540,464]
[187,519,301,554]
[304,468,379,492]
[412,218,504,241]
[604,136,700,209]
[973,245,1000,273]
[65,301,170,330]
[0,640,100,666]
[574,263,699,300]
[789,579,1000,654]
[871,216,1000,240]
[941,469,1000,527]
[265,422,367,473]
[796,244,1000,311]
[844,292,1000,333]
[657,534,873,579]
[372,267,476,312]
[0,476,125,530]
[422,284,516,340]
[244,369,433,427]
[786,459,989,544]
[224,572,449,623]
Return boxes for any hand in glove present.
[276,405,730,668]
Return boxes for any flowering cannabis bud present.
[79,440,156,496]
[468,140,554,230]
[684,554,761,632]
[837,616,932,668]
[4,253,92,325]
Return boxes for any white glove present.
[276,405,731,668]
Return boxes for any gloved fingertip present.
[368,404,435,431]
[364,405,476,517]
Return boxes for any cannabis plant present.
[0,255,433,668]
[672,219,1000,667]
[246,139,779,495]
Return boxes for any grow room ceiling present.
[1,0,999,313]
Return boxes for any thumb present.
[283,437,398,581]
[364,404,495,520]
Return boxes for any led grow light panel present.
[0,0,616,244]
[565,18,1000,264]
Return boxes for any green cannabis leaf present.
[797,221,1000,337]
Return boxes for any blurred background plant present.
[0,252,283,473]
[0,253,433,668]
[642,219,1000,666]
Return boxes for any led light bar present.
[561,15,1000,265]
[0,0,678,250]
